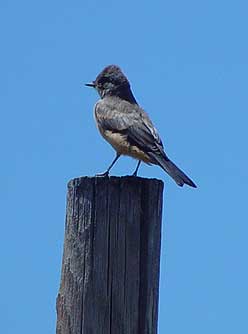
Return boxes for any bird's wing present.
[95,98,196,187]
[95,98,167,159]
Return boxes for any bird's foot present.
[131,161,141,177]
[96,171,109,177]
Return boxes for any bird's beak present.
[85,82,95,88]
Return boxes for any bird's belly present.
[101,129,151,163]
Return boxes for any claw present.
[96,171,109,177]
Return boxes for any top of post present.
[67,176,164,190]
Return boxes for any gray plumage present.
[86,65,196,188]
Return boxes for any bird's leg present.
[96,153,121,177]
[132,160,141,177]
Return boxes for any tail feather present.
[149,153,197,188]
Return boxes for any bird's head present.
[86,65,136,103]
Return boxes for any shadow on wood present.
[56,176,164,334]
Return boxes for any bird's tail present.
[149,153,197,188]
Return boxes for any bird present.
[85,65,197,188]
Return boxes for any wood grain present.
[56,176,163,334]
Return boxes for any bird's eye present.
[97,80,104,87]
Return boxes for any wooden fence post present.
[56,176,163,334]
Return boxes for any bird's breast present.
[101,129,130,154]
[97,127,151,163]
[93,100,151,163]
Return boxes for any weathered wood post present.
[56,176,163,334]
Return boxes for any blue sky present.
[1,0,248,333]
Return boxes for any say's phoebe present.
[86,65,197,188]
